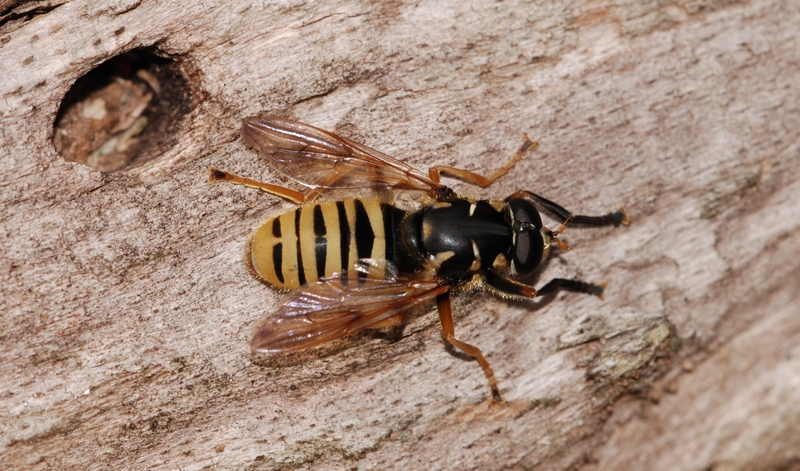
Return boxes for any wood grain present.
[2,0,799,469]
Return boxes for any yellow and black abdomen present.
[248,198,404,290]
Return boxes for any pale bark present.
[2,0,799,470]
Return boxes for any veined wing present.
[251,261,447,353]
[241,115,443,194]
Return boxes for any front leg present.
[484,270,604,299]
[537,278,605,298]
[506,190,629,227]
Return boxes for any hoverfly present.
[208,116,628,402]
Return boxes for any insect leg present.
[366,313,406,329]
[537,278,605,298]
[207,167,305,204]
[484,270,538,299]
[428,135,537,187]
[507,190,629,227]
[437,290,504,403]
[485,269,605,299]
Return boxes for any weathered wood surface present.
[2,0,799,469]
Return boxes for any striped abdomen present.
[248,198,403,289]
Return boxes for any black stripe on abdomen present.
[313,204,327,279]
[294,208,306,286]
[313,204,326,236]
[272,217,281,237]
[337,201,349,273]
[354,200,374,261]
[315,238,327,280]
[381,204,395,264]
[272,243,284,284]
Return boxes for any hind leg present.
[208,167,306,203]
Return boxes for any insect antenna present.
[550,216,572,252]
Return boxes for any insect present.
[208,115,628,402]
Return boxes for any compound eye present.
[513,226,544,276]
[508,198,542,229]
[508,198,544,276]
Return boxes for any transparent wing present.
[251,260,447,353]
[241,115,444,194]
